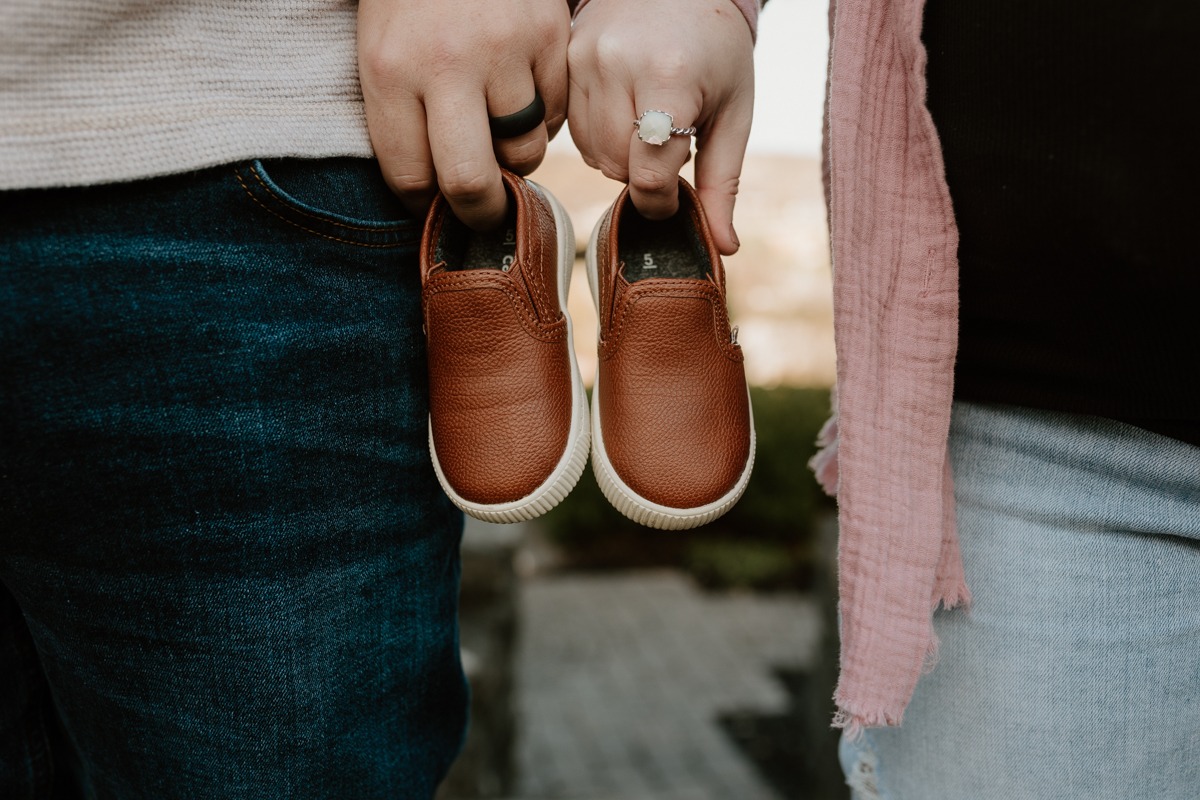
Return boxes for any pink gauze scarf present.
[810,0,971,735]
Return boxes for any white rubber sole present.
[585,215,756,531]
[429,181,590,524]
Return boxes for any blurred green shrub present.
[685,539,799,591]
[539,386,835,590]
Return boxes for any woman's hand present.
[568,0,755,254]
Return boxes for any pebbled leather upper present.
[421,170,572,505]
[594,179,752,509]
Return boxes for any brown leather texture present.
[595,179,751,509]
[421,170,571,505]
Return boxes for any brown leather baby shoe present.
[587,178,755,530]
[421,170,588,522]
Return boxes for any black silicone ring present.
[488,92,546,139]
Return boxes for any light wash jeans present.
[840,401,1200,800]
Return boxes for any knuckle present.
[421,36,487,84]
[504,135,545,160]
[531,11,566,43]
[387,171,435,196]
[567,40,591,74]
[384,164,436,196]
[545,111,567,136]
[595,154,628,184]
[427,34,472,65]
[704,174,741,198]
[645,50,689,84]
[361,47,405,87]
[497,137,546,173]
[438,165,495,205]
[592,33,628,73]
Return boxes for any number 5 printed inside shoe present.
[587,178,755,530]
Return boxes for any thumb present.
[693,99,752,256]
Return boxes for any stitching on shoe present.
[425,277,567,342]
[523,188,550,316]
[599,283,741,362]
[424,212,450,278]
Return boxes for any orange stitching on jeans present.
[247,165,411,233]
[234,170,403,249]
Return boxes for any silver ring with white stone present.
[634,110,697,146]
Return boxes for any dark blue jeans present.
[0,159,468,799]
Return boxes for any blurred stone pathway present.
[513,570,820,799]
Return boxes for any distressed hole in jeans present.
[847,744,883,800]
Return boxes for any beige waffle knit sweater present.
[0,0,373,190]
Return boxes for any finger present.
[425,87,508,231]
[565,37,597,166]
[585,82,638,183]
[626,99,698,221]
[363,91,437,219]
[532,33,570,144]
[566,75,597,169]
[693,94,753,255]
[487,68,549,177]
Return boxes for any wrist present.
[572,0,761,42]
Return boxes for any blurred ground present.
[480,151,838,799]
[514,568,820,800]
[528,153,834,389]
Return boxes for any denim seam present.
[232,169,410,249]
[247,163,411,233]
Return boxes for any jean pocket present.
[233,158,420,248]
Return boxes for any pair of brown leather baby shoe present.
[420,170,754,530]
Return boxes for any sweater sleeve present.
[572,0,762,42]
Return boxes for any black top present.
[922,0,1200,447]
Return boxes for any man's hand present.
[568,0,754,255]
[358,0,571,230]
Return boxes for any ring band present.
[489,92,546,139]
[634,110,697,146]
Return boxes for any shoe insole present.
[617,206,709,282]
[437,193,519,272]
